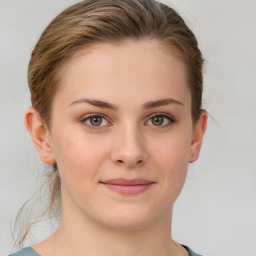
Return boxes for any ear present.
[24,107,56,165]
[189,110,208,163]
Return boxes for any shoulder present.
[8,246,40,256]
[182,244,203,256]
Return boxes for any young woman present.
[10,0,207,255]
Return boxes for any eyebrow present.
[69,98,184,110]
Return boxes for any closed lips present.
[100,179,155,185]
[100,179,155,195]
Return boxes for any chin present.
[95,205,161,231]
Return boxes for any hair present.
[14,0,204,248]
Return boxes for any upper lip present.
[101,178,155,185]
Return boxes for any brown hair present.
[14,0,204,248]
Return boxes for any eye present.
[145,113,175,128]
[81,114,110,128]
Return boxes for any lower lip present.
[101,183,154,195]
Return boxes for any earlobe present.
[189,110,208,163]
[24,107,56,164]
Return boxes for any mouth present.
[100,178,155,195]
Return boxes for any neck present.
[55,214,176,256]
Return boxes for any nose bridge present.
[111,122,148,168]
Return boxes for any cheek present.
[151,129,191,196]
[153,129,191,168]
[51,130,110,183]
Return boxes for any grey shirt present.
[9,245,202,256]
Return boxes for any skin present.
[25,39,207,256]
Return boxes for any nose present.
[110,125,149,168]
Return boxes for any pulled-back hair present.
[14,0,204,248]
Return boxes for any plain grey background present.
[1,0,256,255]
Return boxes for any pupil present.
[153,116,163,126]
[91,116,102,126]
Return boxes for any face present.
[35,40,206,230]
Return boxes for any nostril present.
[115,159,143,166]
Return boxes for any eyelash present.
[80,112,175,129]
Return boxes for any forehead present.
[55,39,190,107]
